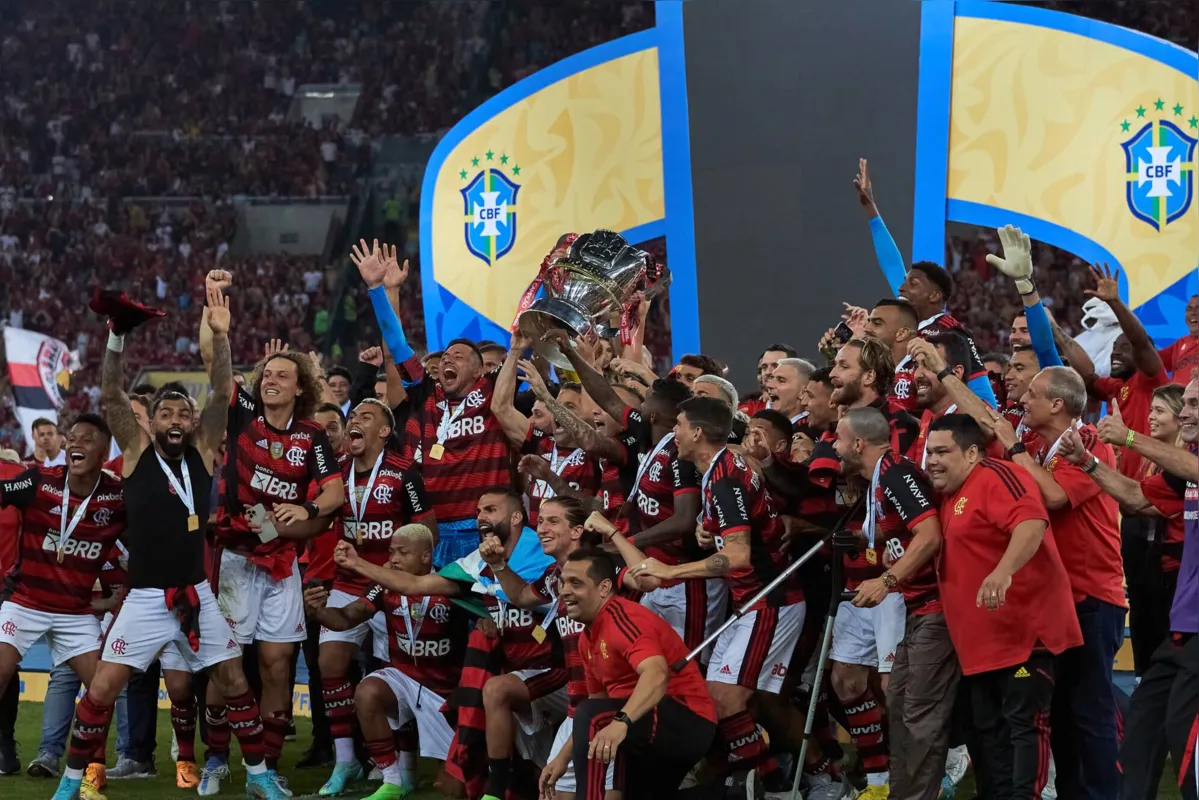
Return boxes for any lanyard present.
[1037,420,1081,467]
[921,405,957,470]
[59,472,101,562]
[436,399,468,446]
[348,451,385,523]
[864,456,884,548]
[629,432,674,503]
[542,445,583,500]
[698,447,728,523]
[917,312,945,332]
[400,595,430,650]
[155,451,195,517]
[539,573,561,633]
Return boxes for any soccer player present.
[352,239,513,567]
[200,269,344,779]
[306,524,469,800]
[923,414,1082,800]
[834,407,949,800]
[861,298,919,407]
[48,286,290,800]
[315,398,436,795]
[905,333,1001,465]
[545,549,717,800]
[631,396,804,799]
[983,366,1125,800]
[0,413,125,800]
[764,358,816,425]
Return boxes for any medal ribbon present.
[435,399,468,449]
[59,472,101,558]
[865,456,883,548]
[542,445,583,500]
[155,450,195,518]
[348,451,385,524]
[400,595,430,648]
[698,447,729,524]
[628,432,674,504]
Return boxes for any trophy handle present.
[641,265,672,301]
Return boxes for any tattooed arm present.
[524,360,626,461]
[101,341,148,476]
[631,529,749,582]
[197,287,233,474]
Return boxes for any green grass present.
[3,702,444,800]
[2,702,1184,799]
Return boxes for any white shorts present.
[830,593,906,673]
[104,585,241,673]
[216,551,306,644]
[708,602,805,694]
[366,667,454,760]
[641,578,728,659]
[512,668,569,765]
[0,601,101,667]
[549,716,614,793]
[318,589,390,660]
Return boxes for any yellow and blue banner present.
[915,1,1199,345]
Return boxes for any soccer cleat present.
[246,770,294,800]
[198,756,231,797]
[940,745,969,798]
[273,772,294,798]
[855,785,890,800]
[50,775,82,800]
[806,773,850,800]
[367,766,383,781]
[28,752,61,779]
[939,775,957,799]
[177,761,201,789]
[360,784,411,800]
[320,761,364,796]
[0,735,18,775]
[85,763,107,792]
[80,772,108,800]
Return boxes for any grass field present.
[1,701,1185,799]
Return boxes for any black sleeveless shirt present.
[124,445,212,589]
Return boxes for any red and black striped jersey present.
[0,466,125,614]
[521,427,602,528]
[403,371,513,522]
[598,458,629,533]
[215,387,340,558]
[809,397,919,488]
[363,584,470,698]
[443,563,561,671]
[701,449,802,609]
[863,452,940,610]
[335,449,432,595]
[630,433,700,564]
[595,406,649,530]
[890,312,988,410]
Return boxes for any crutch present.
[787,529,859,800]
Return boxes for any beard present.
[155,428,194,458]
[832,380,862,406]
[478,518,512,544]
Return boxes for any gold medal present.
[187,514,200,532]
[429,443,445,460]
[57,547,64,564]
[354,524,363,546]
[531,625,547,643]
[865,548,878,565]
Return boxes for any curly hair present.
[250,351,323,422]
[846,337,896,398]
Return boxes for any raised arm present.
[101,337,146,466]
[197,286,233,472]
[1097,401,1199,483]
[352,240,420,370]
[547,330,628,424]
[1057,429,1157,515]
[492,336,534,448]
[1085,263,1162,377]
[334,541,463,597]
[908,339,998,435]
[521,359,626,461]
[199,270,234,386]
[303,584,376,631]
[854,158,907,290]
[477,534,548,608]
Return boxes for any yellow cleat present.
[85,762,107,791]
[856,784,891,800]
[176,760,201,789]
[81,767,108,800]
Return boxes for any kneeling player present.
[307,524,468,800]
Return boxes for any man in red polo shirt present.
[541,550,717,800]
[1158,295,1198,385]
[924,414,1082,800]
[984,366,1125,800]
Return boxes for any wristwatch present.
[882,571,898,590]
[303,502,319,520]
[613,712,634,727]
[1082,454,1100,475]
[1005,442,1027,458]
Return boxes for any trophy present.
[514,230,671,367]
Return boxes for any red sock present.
[68,694,114,771]
[171,701,198,763]
[365,735,398,770]
[717,710,778,777]
[262,713,289,770]
[224,691,265,766]
[204,704,231,759]
[321,676,356,741]
[843,690,888,776]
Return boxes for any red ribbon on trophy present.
[510,232,580,333]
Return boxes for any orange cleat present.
[176,760,201,789]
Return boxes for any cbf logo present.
[1120,99,1197,231]
[459,151,521,266]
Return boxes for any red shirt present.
[362,584,470,698]
[1094,370,1170,479]
[1026,426,1126,608]
[1159,335,1199,385]
[580,596,716,723]
[521,427,602,529]
[938,460,1083,675]
[0,462,24,575]
[305,450,351,583]
[630,432,700,565]
[1139,469,1189,572]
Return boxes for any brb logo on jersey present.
[42,532,103,560]
[1121,100,1197,231]
[250,467,298,501]
[460,152,521,266]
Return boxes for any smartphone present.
[834,320,854,343]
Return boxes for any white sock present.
[382,760,403,786]
[107,331,125,352]
[246,761,267,776]
[65,766,85,781]
[399,750,417,788]
[334,738,355,764]
[867,771,889,787]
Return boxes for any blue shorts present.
[434,519,480,569]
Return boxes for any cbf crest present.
[459,152,521,266]
[1120,99,1197,231]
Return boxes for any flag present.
[3,327,71,456]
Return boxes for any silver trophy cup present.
[517,230,670,367]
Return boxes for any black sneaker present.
[0,737,18,776]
